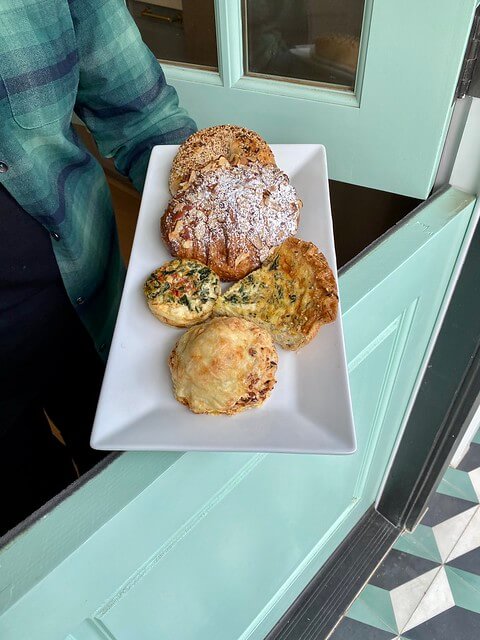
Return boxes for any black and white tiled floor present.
[330,429,480,639]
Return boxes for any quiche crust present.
[213,237,338,350]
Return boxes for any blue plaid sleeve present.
[70,0,197,191]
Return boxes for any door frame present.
[157,0,478,197]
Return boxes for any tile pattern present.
[331,432,480,640]
[330,617,397,639]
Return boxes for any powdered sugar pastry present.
[161,162,302,281]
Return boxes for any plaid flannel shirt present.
[0,0,196,354]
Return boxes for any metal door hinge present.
[456,6,480,99]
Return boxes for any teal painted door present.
[160,0,477,197]
[0,188,475,640]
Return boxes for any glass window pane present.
[244,0,365,89]
[127,1,218,70]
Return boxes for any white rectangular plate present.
[91,145,356,454]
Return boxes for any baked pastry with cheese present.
[161,162,301,282]
[214,237,338,350]
[169,124,276,194]
[144,258,220,327]
[169,316,278,415]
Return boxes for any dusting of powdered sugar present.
[163,163,301,275]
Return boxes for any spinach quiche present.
[213,237,338,350]
[144,259,220,327]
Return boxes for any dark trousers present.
[0,282,107,536]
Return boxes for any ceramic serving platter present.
[90,144,356,454]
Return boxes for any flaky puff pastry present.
[161,162,301,282]
[168,317,278,415]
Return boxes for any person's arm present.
[71,0,197,191]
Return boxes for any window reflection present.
[244,0,365,89]
[127,1,218,69]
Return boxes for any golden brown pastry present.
[169,317,278,415]
[161,162,301,282]
[214,237,338,350]
[144,258,220,327]
[169,124,276,194]
[314,34,360,72]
